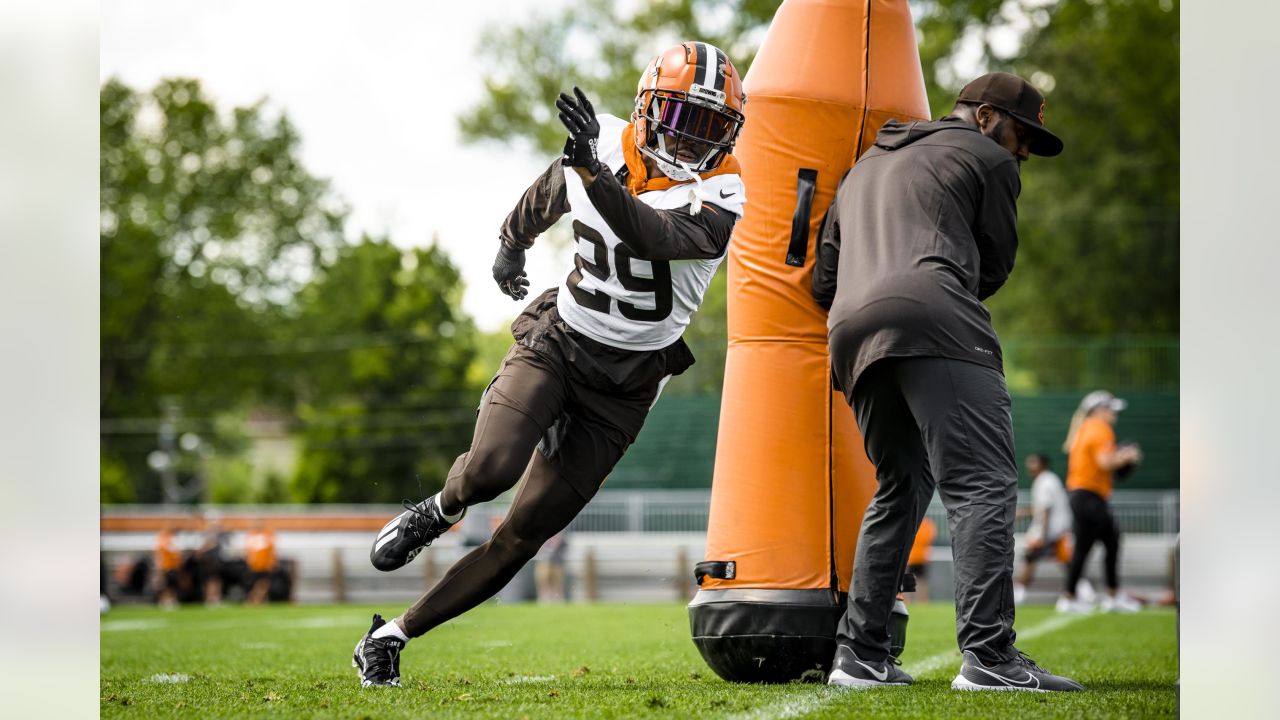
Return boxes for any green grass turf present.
[101,601,1177,719]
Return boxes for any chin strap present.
[652,153,695,181]
[677,160,707,215]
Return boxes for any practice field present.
[101,601,1177,719]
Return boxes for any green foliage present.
[288,239,481,503]
[912,0,1035,117]
[99,450,135,504]
[101,79,483,504]
[467,326,518,389]
[986,0,1180,336]
[206,455,257,505]
[101,77,347,501]
[101,603,1177,719]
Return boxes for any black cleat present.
[827,644,914,688]
[352,614,405,687]
[370,498,463,572]
[952,649,1084,692]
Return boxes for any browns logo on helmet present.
[632,42,746,180]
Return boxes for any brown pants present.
[401,320,679,637]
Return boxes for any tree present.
[289,238,481,503]
[101,77,348,501]
[985,0,1180,336]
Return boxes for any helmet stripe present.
[712,46,727,92]
[694,42,710,88]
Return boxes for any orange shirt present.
[908,517,936,566]
[244,530,277,573]
[1066,416,1116,499]
[155,531,180,572]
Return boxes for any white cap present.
[1081,390,1127,414]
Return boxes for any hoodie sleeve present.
[499,159,570,251]
[811,175,847,310]
[584,169,736,261]
[974,158,1021,300]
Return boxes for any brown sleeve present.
[583,169,736,261]
[499,159,570,250]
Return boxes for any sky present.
[100,0,574,332]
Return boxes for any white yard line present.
[146,673,191,683]
[725,612,1092,720]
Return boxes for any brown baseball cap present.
[957,72,1063,157]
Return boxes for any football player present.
[353,42,747,687]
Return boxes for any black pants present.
[837,357,1019,665]
[1064,489,1120,593]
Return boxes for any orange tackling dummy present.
[688,0,931,682]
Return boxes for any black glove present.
[492,244,529,300]
[556,86,601,175]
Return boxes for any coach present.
[811,73,1082,691]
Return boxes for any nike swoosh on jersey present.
[719,189,734,198]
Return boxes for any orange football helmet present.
[632,42,746,178]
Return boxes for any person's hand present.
[1116,442,1142,465]
[556,86,601,175]
[492,244,529,300]
[1118,443,1143,466]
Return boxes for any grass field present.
[101,601,1177,719]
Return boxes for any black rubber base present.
[689,589,845,683]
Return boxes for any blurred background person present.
[535,528,569,603]
[243,519,278,605]
[905,516,935,602]
[154,524,182,609]
[1014,453,1076,605]
[1057,390,1143,613]
[197,512,231,607]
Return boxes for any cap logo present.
[1037,101,1045,125]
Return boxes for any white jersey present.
[1028,470,1072,543]
[556,114,746,351]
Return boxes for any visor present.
[643,90,742,172]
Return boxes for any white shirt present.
[555,114,746,351]
[1028,469,1072,543]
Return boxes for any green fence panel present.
[606,394,722,490]
[609,390,1178,490]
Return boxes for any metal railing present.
[467,488,1178,539]
[103,488,1177,538]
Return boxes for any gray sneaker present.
[827,644,914,688]
[952,649,1084,692]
